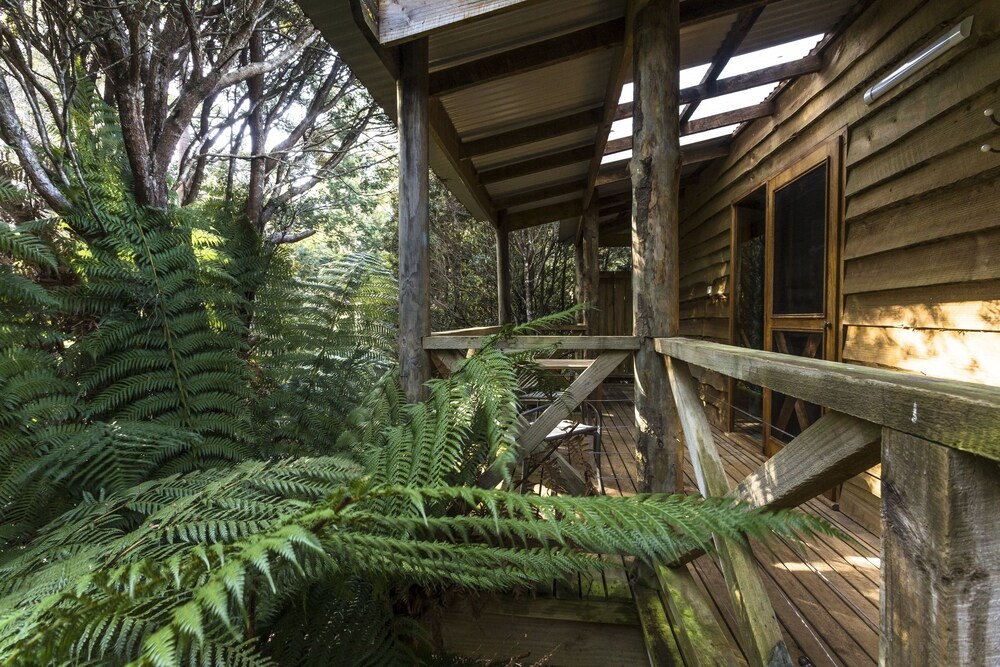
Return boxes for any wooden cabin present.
[297,0,1000,664]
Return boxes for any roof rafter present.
[614,54,821,120]
[596,141,731,187]
[603,100,774,155]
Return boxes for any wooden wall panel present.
[674,0,1000,527]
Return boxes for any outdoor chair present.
[517,400,604,495]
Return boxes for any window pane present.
[772,164,827,315]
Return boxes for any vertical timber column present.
[496,212,513,325]
[580,199,600,334]
[881,430,1000,666]
[397,38,431,402]
[631,0,681,493]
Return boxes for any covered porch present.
[300,0,1000,664]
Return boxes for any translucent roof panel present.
[720,34,824,79]
[680,124,740,147]
[602,149,632,165]
[608,118,631,142]
[680,63,711,89]
[688,83,778,121]
[618,64,711,105]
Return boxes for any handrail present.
[424,335,641,351]
[428,325,503,336]
[655,337,1000,463]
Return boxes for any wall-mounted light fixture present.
[864,16,974,105]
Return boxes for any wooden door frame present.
[726,187,766,434]
[724,137,845,447]
[762,137,843,455]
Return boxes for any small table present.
[534,358,595,371]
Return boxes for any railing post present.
[881,429,1000,665]
[666,356,791,667]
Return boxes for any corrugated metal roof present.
[486,163,590,197]
[472,128,597,171]
[739,0,859,54]
[429,0,625,70]
[441,51,613,137]
[680,14,736,68]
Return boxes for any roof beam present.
[680,54,820,105]
[580,8,633,211]
[682,100,773,135]
[378,0,542,45]
[428,98,497,221]
[429,18,625,97]
[462,107,602,157]
[614,54,820,120]
[479,145,594,184]
[603,100,774,155]
[377,0,778,46]
[596,141,731,186]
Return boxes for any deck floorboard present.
[595,386,880,667]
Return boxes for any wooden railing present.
[654,337,1000,667]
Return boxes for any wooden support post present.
[496,213,512,325]
[666,357,791,667]
[397,38,431,403]
[881,429,1000,666]
[630,0,681,493]
[579,198,599,333]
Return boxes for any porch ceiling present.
[298,0,866,232]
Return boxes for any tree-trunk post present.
[579,198,599,334]
[496,212,513,325]
[881,429,1000,665]
[397,38,431,403]
[630,0,681,493]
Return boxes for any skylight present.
[720,34,824,79]
[688,83,778,121]
[680,124,740,146]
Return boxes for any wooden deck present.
[597,385,880,667]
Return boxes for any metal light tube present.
[864,16,974,105]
